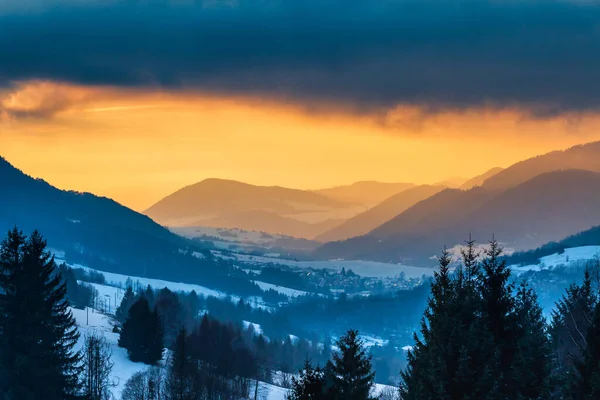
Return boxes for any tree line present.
[6,226,600,400]
[401,237,600,399]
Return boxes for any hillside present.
[0,156,259,295]
[460,167,504,189]
[315,185,446,242]
[315,181,415,207]
[507,224,600,266]
[370,187,498,238]
[315,170,600,264]
[482,141,600,190]
[196,209,343,240]
[145,178,356,229]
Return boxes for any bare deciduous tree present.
[122,367,165,400]
[82,331,116,400]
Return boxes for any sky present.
[2,0,600,211]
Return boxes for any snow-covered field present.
[539,246,600,268]
[511,245,600,274]
[71,307,148,399]
[71,305,396,400]
[56,257,275,310]
[75,265,227,299]
[253,281,314,297]
[230,253,435,279]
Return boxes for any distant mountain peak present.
[482,141,600,190]
[144,178,359,232]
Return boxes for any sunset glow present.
[2,82,600,210]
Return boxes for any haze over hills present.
[371,186,499,238]
[314,181,415,208]
[433,177,468,188]
[315,169,600,265]
[315,184,447,242]
[195,209,344,240]
[460,167,504,189]
[482,141,600,190]
[144,178,364,236]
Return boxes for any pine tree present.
[452,238,486,400]
[149,306,165,364]
[569,300,600,399]
[549,270,597,398]
[401,238,552,400]
[144,285,155,307]
[330,330,375,400]
[401,248,457,400]
[0,228,82,400]
[288,359,327,400]
[116,286,136,324]
[477,238,516,399]
[119,297,164,364]
[511,281,550,399]
[165,328,194,400]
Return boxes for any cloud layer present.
[1,1,600,115]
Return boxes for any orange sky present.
[3,81,600,211]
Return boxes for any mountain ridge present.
[315,169,600,265]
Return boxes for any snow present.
[82,282,126,315]
[71,307,148,399]
[539,246,600,268]
[260,381,290,400]
[71,303,396,400]
[56,258,272,310]
[289,334,299,344]
[70,305,310,400]
[360,335,389,348]
[231,254,435,279]
[511,264,543,274]
[510,246,600,274]
[253,281,313,297]
[243,320,264,335]
[76,265,227,299]
[258,381,397,400]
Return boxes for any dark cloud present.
[1,0,600,115]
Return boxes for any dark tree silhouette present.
[119,297,164,365]
[0,228,82,399]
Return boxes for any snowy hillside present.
[71,307,148,399]
[511,245,600,274]
[70,303,396,400]
[54,255,273,310]
[223,253,435,279]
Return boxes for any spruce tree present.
[116,286,136,324]
[511,281,550,399]
[0,228,82,400]
[402,238,552,400]
[549,270,597,397]
[477,238,516,399]
[453,238,486,400]
[570,300,600,399]
[287,360,330,400]
[401,248,457,400]
[330,330,375,400]
[165,328,194,400]
[288,359,327,400]
[119,297,164,364]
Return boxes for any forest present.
[3,227,600,399]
